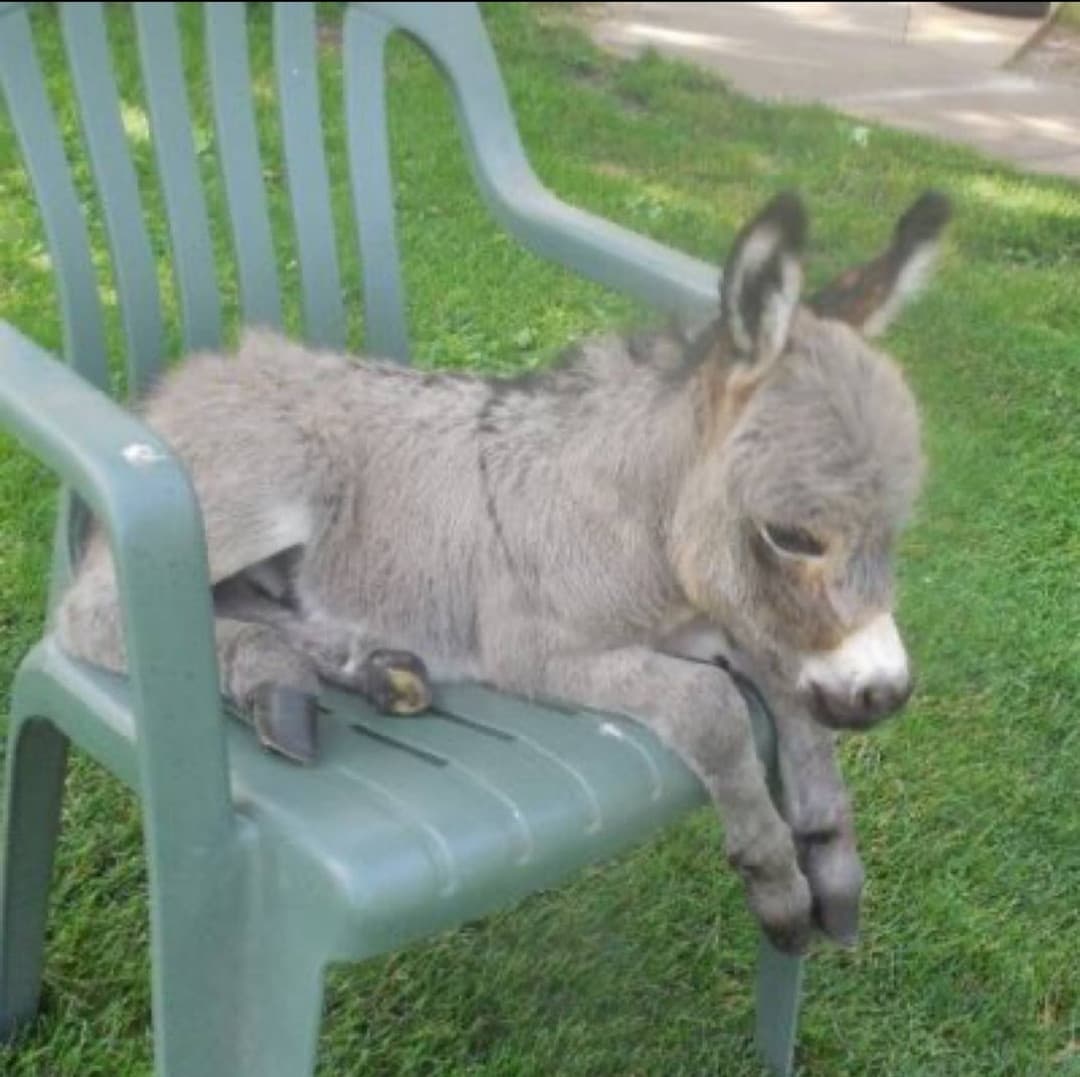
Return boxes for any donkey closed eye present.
[761,523,826,558]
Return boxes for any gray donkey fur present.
[57,191,951,954]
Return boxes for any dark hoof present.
[362,650,432,716]
[798,834,864,949]
[813,892,861,949]
[249,683,319,765]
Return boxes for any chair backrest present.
[0,1,525,400]
[1,1,531,594]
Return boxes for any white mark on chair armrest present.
[122,442,165,467]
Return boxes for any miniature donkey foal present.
[58,191,951,953]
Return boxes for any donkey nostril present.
[857,686,879,718]
[859,679,914,721]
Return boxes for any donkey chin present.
[795,613,914,731]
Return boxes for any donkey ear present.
[719,191,807,371]
[809,190,952,339]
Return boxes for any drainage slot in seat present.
[350,723,448,766]
[428,705,517,742]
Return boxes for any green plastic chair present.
[0,3,805,1074]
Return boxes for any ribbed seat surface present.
[238,682,711,951]
[22,637,720,957]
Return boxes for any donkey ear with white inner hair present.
[719,191,808,376]
[809,189,952,338]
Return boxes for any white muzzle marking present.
[798,613,909,702]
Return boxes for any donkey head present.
[672,190,951,730]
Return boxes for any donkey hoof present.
[249,683,320,765]
[748,872,814,956]
[799,836,864,948]
[362,650,432,716]
[814,892,860,948]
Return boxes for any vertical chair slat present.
[206,2,282,331]
[61,2,165,396]
[344,8,409,363]
[134,2,221,353]
[0,6,108,389]
[273,1,345,349]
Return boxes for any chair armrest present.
[474,171,719,322]
[0,321,234,841]
[354,2,721,320]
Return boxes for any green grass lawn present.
[1,3,1078,1074]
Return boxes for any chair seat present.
[19,638,725,960]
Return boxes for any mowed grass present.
[0,3,1078,1074]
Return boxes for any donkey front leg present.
[520,648,813,953]
[770,701,865,946]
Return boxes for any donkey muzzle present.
[797,613,914,730]
[808,676,914,730]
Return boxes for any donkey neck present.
[538,340,704,517]
[486,333,712,612]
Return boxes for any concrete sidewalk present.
[587,2,1080,179]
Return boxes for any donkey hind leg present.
[214,575,433,718]
[281,617,432,718]
[216,620,321,765]
[56,558,322,765]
